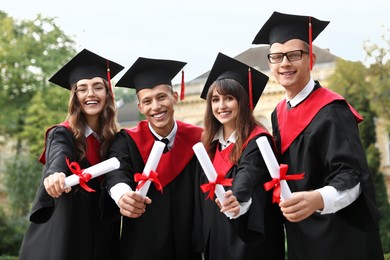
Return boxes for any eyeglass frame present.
[75,83,107,96]
[267,50,310,64]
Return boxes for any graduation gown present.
[104,120,203,260]
[19,124,119,260]
[197,126,285,260]
[271,83,384,260]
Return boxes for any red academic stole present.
[125,120,202,188]
[276,87,363,155]
[38,121,101,166]
[212,126,271,176]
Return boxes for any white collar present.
[84,125,100,140]
[213,128,237,150]
[286,78,315,107]
[148,121,177,149]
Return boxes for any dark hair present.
[66,79,118,161]
[202,78,260,163]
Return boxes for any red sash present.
[85,134,101,165]
[276,87,363,155]
[212,126,270,176]
[125,120,202,188]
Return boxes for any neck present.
[86,116,100,133]
[223,125,235,141]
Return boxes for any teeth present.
[86,101,98,105]
[153,112,165,118]
[220,112,230,116]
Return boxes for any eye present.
[211,97,219,103]
[94,85,105,91]
[77,88,87,93]
[142,99,151,105]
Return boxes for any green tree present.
[364,30,390,130]
[329,58,390,254]
[0,11,75,155]
[0,12,76,257]
[21,87,68,159]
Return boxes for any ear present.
[311,52,317,67]
[172,91,179,104]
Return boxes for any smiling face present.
[75,77,107,127]
[137,84,178,137]
[211,87,238,137]
[269,39,315,99]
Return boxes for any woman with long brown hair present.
[197,53,285,260]
[19,49,124,260]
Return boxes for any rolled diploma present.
[193,142,233,218]
[256,136,292,201]
[136,141,165,197]
[64,157,120,188]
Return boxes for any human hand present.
[119,190,152,218]
[279,190,324,222]
[44,172,71,198]
[216,190,240,217]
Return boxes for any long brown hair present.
[66,79,118,161]
[202,78,260,164]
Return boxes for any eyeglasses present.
[267,50,310,64]
[75,85,106,96]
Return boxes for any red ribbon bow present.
[65,157,95,192]
[200,173,233,200]
[263,164,304,204]
[134,170,163,193]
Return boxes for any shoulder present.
[176,120,202,132]
[46,125,72,140]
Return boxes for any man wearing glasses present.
[252,11,384,260]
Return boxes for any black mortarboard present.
[200,52,269,109]
[116,57,187,97]
[48,48,124,90]
[252,11,329,45]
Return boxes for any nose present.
[280,55,291,65]
[86,88,96,96]
[218,100,227,109]
[152,99,161,109]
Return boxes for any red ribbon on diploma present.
[263,164,305,203]
[200,173,233,200]
[134,170,163,193]
[65,157,95,192]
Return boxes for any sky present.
[1,0,389,83]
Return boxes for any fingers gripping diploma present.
[279,190,324,222]
[119,190,152,218]
[216,190,240,218]
[44,172,72,198]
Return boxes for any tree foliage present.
[328,52,390,254]
[0,11,75,155]
[364,29,390,131]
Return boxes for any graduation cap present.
[252,11,329,69]
[116,57,187,100]
[48,48,124,90]
[200,52,269,110]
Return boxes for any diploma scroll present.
[192,142,233,218]
[136,141,165,197]
[256,136,292,201]
[64,157,120,188]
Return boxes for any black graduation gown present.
[104,121,202,260]
[19,126,120,260]
[196,131,285,260]
[271,84,384,260]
